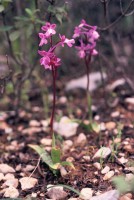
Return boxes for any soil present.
[0,76,134,200]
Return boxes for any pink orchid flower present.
[59,34,75,47]
[41,22,56,37]
[38,33,48,46]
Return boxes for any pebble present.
[29,120,40,127]
[4,178,19,188]
[41,120,49,127]
[105,121,116,130]
[3,186,19,198]
[93,162,101,170]
[76,133,87,146]
[23,165,35,172]
[31,193,37,198]
[53,116,79,138]
[111,111,120,118]
[19,177,38,190]
[118,157,128,164]
[46,185,67,200]
[99,122,106,131]
[3,174,15,181]
[101,166,110,174]
[15,164,21,171]
[0,173,4,181]
[40,138,52,146]
[114,138,121,143]
[90,190,119,200]
[83,155,91,162]
[0,164,15,174]
[80,188,93,200]
[125,173,134,182]
[93,147,111,161]
[59,96,67,104]
[119,193,133,200]
[60,167,68,177]
[62,140,73,152]
[103,170,115,180]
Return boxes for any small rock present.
[93,147,111,161]
[31,192,37,198]
[76,133,87,146]
[83,156,90,162]
[22,127,41,135]
[41,120,49,127]
[127,167,134,173]
[103,170,115,180]
[0,164,15,174]
[125,173,134,182]
[19,177,38,190]
[29,120,40,127]
[99,122,106,131]
[0,173,4,181]
[3,186,19,198]
[66,157,75,163]
[101,166,110,174]
[90,190,119,200]
[40,138,52,146]
[53,116,79,138]
[46,185,67,200]
[4,178,18,188]
[93,162,101,170]
[4,173,15,180]
[68,198,78,200]
[119,193,133,200]
[59,96,67,104]
[118,157,128,164]
[111,111,120,118]
[23,165,35,172]
[114,138,121,143]
[60,167,68,177]
[62,140,73,152]
[125,97,134,111]
[80,188,93,200]
[105,122,116,130]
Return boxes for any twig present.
[29,157,41,178]
[98,0,134,31]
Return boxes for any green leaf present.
[112,176,130,194]
[29,145,53,167]
[61,161,75,169]
[51,147,61,164]
[0,5,4,12]
[9,30,20,41]
[25,8,32,16]
[56,13,62,24]
[0,25,13,32]
[89,122,100,133]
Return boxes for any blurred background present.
[0,0,134,113]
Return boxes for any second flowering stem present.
[50,66,57,134]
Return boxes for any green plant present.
[110,123,123,162]
[112,176,134,194]
[29,134,74,175]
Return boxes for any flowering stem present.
[84,54,92,122]
[50,65,57,135]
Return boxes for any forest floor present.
[0,75,134,200]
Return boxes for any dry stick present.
[98,0,134,31]
[29,157,41,178]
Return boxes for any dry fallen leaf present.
[19,177,38,190]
